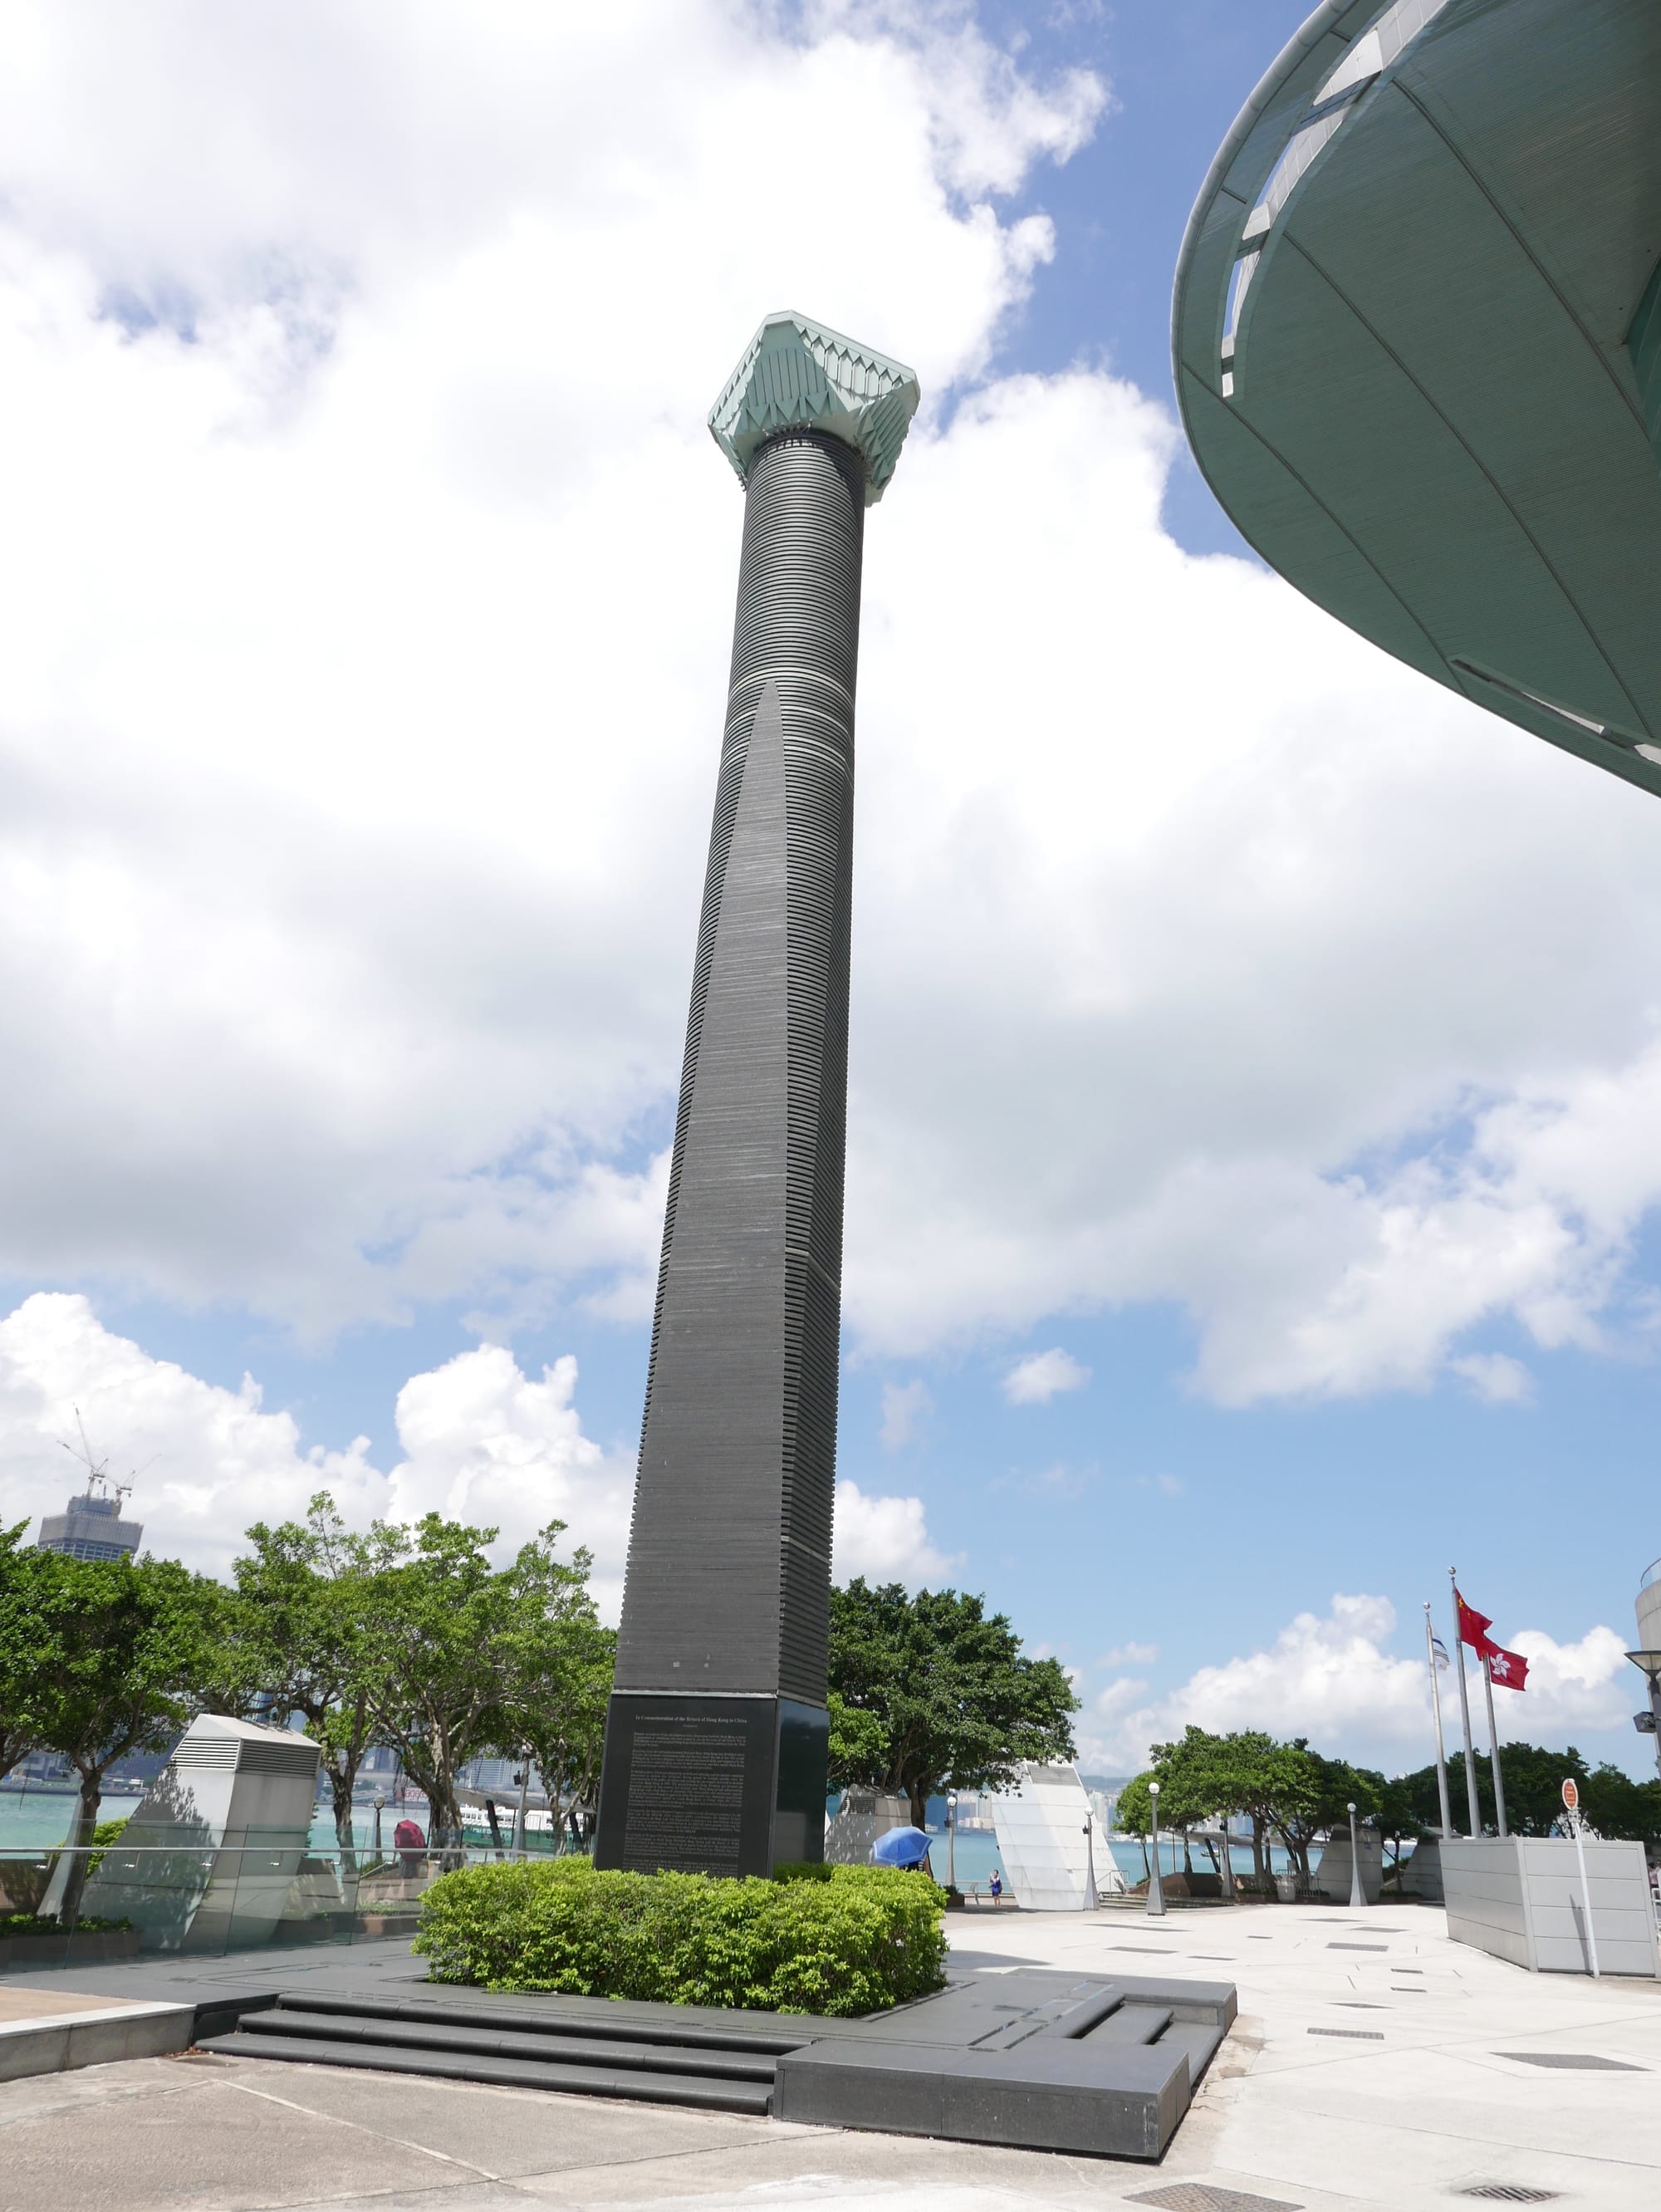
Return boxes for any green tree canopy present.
[27,1549,225,1925]
[827,1578,1078,1828]
[352,1510,604,1840]
[0,1522,51,1786]
[232,1493,381,1861]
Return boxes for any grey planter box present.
[0,1930,141,1966]
[1442,1837,1659,1977]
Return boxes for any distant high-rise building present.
[37,1477,143,1562]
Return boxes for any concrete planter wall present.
[1442,1837,1659,1977]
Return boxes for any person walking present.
[989,1868,1002,1906]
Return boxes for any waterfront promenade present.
[0,1903,1657,2210]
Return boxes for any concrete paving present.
[0,1901,1656,2209]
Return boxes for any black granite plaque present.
[595,1695,780,1876]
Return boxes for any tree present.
[492,1546,615,1843]
[30,1550,224,1926]
[0,1523,49,1786]
[1395,1744,1584,1839]
[827,1579,1079,1829]
[354,1511,600,1840]
[232,1494,380,1865]
[1582,1761,1661,1847]
[1268,1744,1380,1881]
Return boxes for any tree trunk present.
[56,1768,104,1928]
[1250,1818,1267,1889]
[328,1761,358,1880]
[907,1782,930,1833]
[1138,1832,1149,1881]
[1182,1830,1193,1876]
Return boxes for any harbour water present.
[0,1790,1293,1884]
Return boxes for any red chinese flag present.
[1485,1645,1529,1692]
[1454,1588,1500,1658]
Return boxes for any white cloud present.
[0,1292,635,1612]
[1502,1624,1635,1738]
[1080,1594,1634,1774]
[879,1379,933,1451]
[1099,1641,1158,1668]
[1002,1347,1090,1405]
[0,6,1654,1410]
[832,1478,958,1586]
[385,1344,636,1621]
[1448,1351,1535,1405]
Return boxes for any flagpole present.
[1481,1653,1509,1837]
[1450,1567,1482,1835]
[1423,1601,1453,1840]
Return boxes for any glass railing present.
[0,1836,578,1974]
[1640,1557,1661,1594]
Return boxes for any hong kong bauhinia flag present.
[1485,1644,1530,1692]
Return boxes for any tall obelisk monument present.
[594,314,919,1877]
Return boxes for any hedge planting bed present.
[414,1859,948,2016]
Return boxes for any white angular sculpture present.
[80,1714,321,1952]
[989,1763,1107,1910]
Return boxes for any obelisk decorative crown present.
[708,311,920,505]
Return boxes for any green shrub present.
[414,1858,947,2016]
[772,1860,834,1883]
[0,1912,133,1938]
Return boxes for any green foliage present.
[828,1578,1078,1827]
[22,1549,225,1925]
[350,1510,605,1837]
[0,1912,133,1939]
[232,1495,380,1857]
[1395,1744,1661,1843]
[772,1860,835,1882]
[86,1816,130,1879]
[414,1858,947,2016]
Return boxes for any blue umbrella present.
[871,1826,933,1868]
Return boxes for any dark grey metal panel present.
[600,433,864,1874]
[1172,0,1661,793]
[614,433,862,1708]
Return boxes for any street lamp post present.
[947,1792,958,1897]
[1347,1801,1366,1910]
[513,1761,532,1861]
[1147,1783,1166,1917]
[372,1792,385,1860]
[1083,1812,1099,1911]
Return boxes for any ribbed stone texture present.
[597,318,915,1878]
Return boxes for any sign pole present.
[1423,1602,1453,1840]
[1449,1568,1482,1834]
[1482,1655,1509,1837]
[1563,1778,1600,1978]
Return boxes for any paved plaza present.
[2,1903,1658,2212]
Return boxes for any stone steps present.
[197,1990,786,2116]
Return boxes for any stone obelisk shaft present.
[594,436,862,1875]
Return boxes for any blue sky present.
[0,1,1654,1783]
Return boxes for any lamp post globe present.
[1146,1782,1166,1919]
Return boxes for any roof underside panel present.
[1180,365,1448,684]
[1174,0,1661,790]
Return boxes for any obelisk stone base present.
[594,1694,828,1876]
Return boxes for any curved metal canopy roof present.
[1173,0,1661,797]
